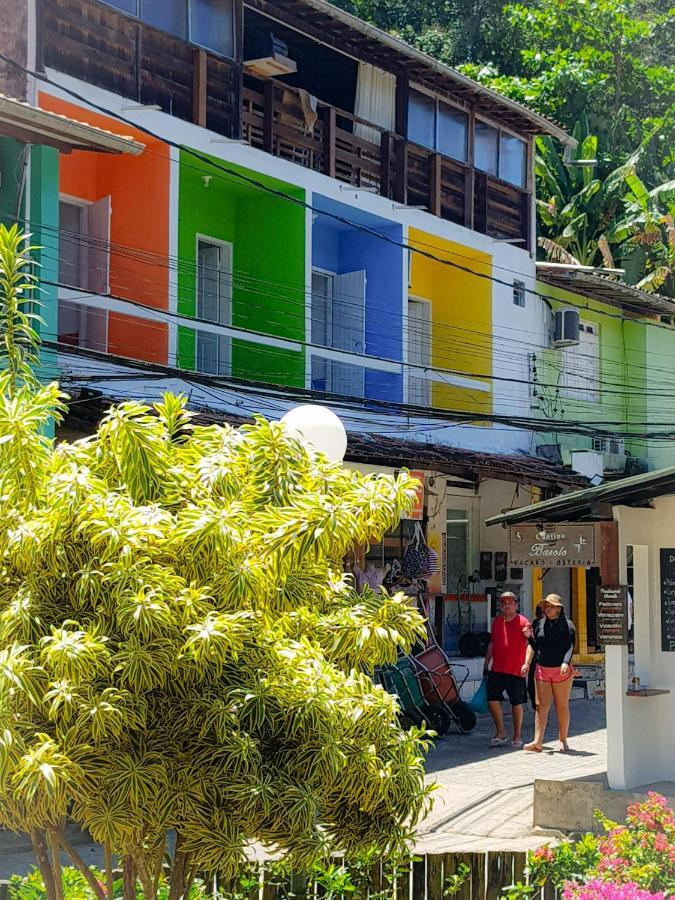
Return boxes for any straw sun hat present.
[543,593,564,608]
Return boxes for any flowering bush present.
[563,880,666,899]
[526,793,675,898]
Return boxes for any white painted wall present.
[607,499,675,789]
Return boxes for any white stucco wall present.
[607,499,675,789]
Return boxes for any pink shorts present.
[535,664,573,684]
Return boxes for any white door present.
[332,269,366,397]
[196,239,232,375]
[408,298,431,407]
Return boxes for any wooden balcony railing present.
[242,81,531,247]
[38,0,531,247]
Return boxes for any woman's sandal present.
[523,742,543,752]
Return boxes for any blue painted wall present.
[312,196,403,402]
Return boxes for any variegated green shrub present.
[0,225,431,900]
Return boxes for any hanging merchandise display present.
[401,522,438,578]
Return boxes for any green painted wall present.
[645,322,675,470]
[30,145,60,393]
[0,137,25,228]
[535,282,647,466]
[177,150,306,387]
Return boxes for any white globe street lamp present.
[281,404,348,463]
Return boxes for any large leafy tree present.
[459,0,675,174]
[535,125,629,266]
[0,225,430,900]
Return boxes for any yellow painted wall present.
[408,228,493,415]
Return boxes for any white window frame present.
[474,116,529,188]
[406,296,432,407]
[561,320,600,402]
[513,279,526,307]
[407,86,469,162]
[59,195,90,291]
[194,234,233,376]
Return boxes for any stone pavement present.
[414,698,607,853]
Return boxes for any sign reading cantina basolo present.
[508,523,598,568]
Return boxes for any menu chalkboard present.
[660,548,675,652]
[597,586,628,646]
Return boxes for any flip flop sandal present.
[489,737,509,747]
[524,743,542,752]
[511,739,524,749]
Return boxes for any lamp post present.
[281,404,347,463]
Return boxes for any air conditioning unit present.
[245,32,297,77]
[552,308,580,347]
[592,436,626,473]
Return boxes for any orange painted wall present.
[38,93,170,364]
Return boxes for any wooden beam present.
[262,78,274,153]
[394,70,409,137]
[380,132,392,199]
[192,47,207,128]
[233,0,244,137]
[599,521,620,585]
[323,105,336,178]
[429,153,442,217]
[393,137,407,205]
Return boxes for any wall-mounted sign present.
[659,549,675,652]
[509,523,597,568]
[495,551,508,582]
[597,585,628,645]
[403,470,425,520]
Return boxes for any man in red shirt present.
[483,591,531,748]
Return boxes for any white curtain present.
[354,62,396,146]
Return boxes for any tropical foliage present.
[0,224,431,900]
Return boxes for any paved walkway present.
[415,698,607,853]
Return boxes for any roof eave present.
[266,0,575,145]
[0,95,145,155]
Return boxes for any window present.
[500,132,527,188]
[408,90,468,162]
[474,121,499,175]
[195,238,232,376]
[103,0,234,58]
[310,269,365,398]
[58,302,107,353]
[561,320,599,401]
[141,0,188,38]
[592,436,625,455]
[59,196,110,293]
[446,508,470,593]
[190,0,234,57]
[103,0,137,13]
[513,280,526,307]
[474,120,527,187]
[407,298,431,407]
[59,200,85,290]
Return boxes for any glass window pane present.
[408,91,435,150]
[190,0,234,57]
[438,105,467,161]
[500,132,527,187]
[197,240,231,325]
[474,121,498,175]
[141,0,187,37]
[196,331,219,374]
[59,201,84,289]
[101,0,138,13]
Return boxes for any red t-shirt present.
[491,614,530,677]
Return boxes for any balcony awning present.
[486,465,675,527]
[0,94,145,155]
[537,264,675,317]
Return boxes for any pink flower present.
[563,879,666,899]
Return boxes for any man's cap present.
[499,591,518,601]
